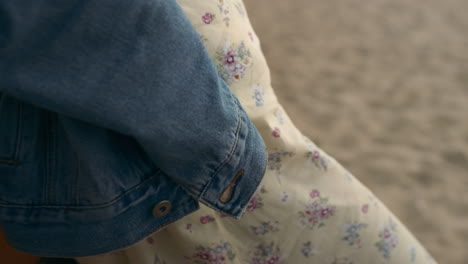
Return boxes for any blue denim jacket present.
[0,0,267,257]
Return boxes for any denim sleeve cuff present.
[195,95,268,219]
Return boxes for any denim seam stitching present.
[198,90,242,200]
[0,168,162,209]
[13,100,23,162]
[0,98,22,164]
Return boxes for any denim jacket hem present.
[0,169,201,257]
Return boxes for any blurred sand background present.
[244,0,468,263]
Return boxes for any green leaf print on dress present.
[217,0,231,26]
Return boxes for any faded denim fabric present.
[0,0,267,257]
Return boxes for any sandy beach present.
[244,0,468,263]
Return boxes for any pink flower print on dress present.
[198,251,210,261]
[309,189,320,199]
[146,236,154,244]
[200,215,216,224]
[361,204,369,214]
[311,150,320,161]
[320,207,333,217]
[201,12,215,24]
[299,190,336,230]
[216,42,253,83]
[247,195,263,213]
[305,148,329,171]
[224,50,236,66]
[272,127,281,138]
[248,31,254,42]
[266,255,280,264]
[186,241,236,264]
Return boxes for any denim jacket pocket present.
[0,93,23,165]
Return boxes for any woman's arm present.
[0,0,267,217]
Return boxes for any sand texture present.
[244,0,468,263]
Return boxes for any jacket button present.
[153,200,172,218]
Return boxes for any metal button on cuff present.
[153,200,172,218]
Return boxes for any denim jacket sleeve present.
[0,0,267,218]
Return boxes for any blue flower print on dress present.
[246,186,267,213]
[300,241,316,258]
[252,84,264,107]
[267,150,295,172]
[234,2,246,17]
[298,189,336,230]
[342,222,368,248]
[275,108,285,125]
[248,242,282,264]
[305,149,329,171]
[375,218,399,260]
[250,221,280,235]
[410,246,417,262]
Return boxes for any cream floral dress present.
[76,1,437,263]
